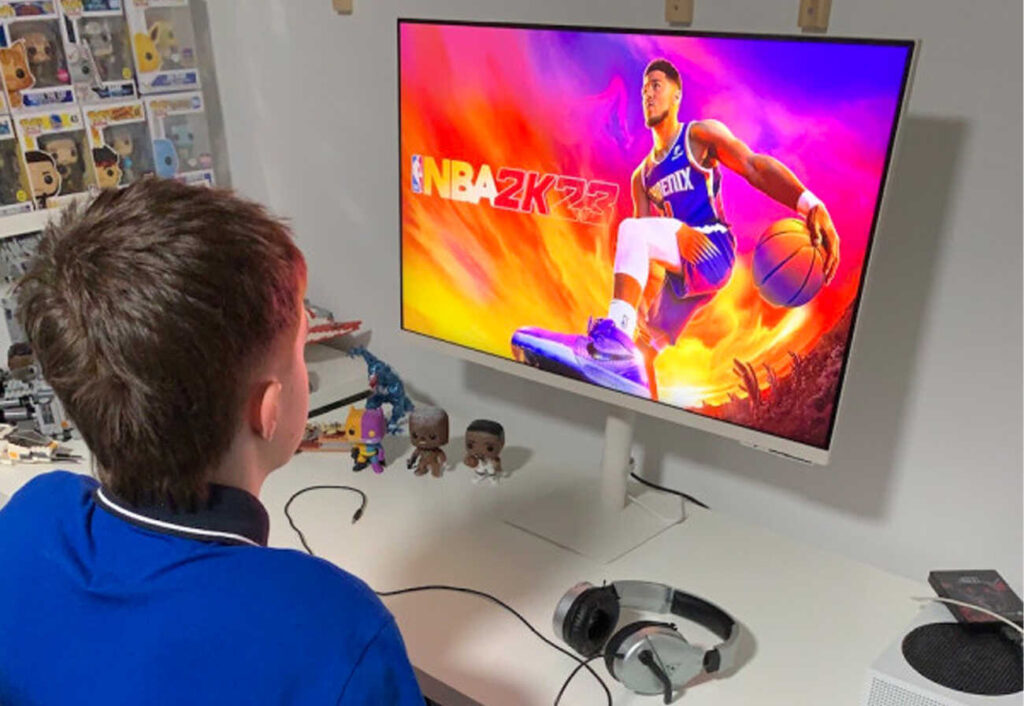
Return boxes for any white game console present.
[862,601,1022,706]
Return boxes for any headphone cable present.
[283,485,367,556]
[553,655,601,705]
[380,585,612,705]
[283,485,613,706]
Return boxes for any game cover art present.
[400,23,913,450]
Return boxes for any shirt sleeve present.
[337,617,424,705]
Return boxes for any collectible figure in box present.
[58,0,136,103]
[143,90,211,185]
[16,106,93,206]
[0,114,33,214]
[84,98,153,185]
[0,1,75,111]
[123,0,198,95]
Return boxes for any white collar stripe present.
[96,488,260,547]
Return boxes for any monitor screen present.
[399,20,914,457]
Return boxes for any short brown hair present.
[644,58,681,89]
[17,178,306,509]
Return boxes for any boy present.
[0,179,424,705]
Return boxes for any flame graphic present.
[400,23,909,428]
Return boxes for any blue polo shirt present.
[0,471,424,705]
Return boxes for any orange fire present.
[403,175,842,410]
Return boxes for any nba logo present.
[411,154,424,194]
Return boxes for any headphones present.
[553,580,740,702]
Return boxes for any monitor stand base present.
[501,408,686,564]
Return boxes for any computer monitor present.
[398,20,916,559]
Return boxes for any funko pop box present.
[124,0,200,95]
[15,104,95,207]
[57,0,137,104]
[84,97,154,187]
[0,112,34,214]
[0,1,76,112]
[143,89,211,186]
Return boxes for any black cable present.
[283,485,367,555]
[380,582,610,704]
[630,471,709,509]
[553,655,601,705]
[284,485,613,706]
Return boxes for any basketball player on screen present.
[511,58,841,400]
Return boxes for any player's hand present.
[807,205,840,284]
[676,224,719,265]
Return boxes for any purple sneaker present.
[510,318,650,398]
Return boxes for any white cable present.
[911,596,1024,635]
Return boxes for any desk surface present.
[260,437,926,706]
[0,435,927,706]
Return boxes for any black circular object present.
[902,622,1022,696]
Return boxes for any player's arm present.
[691,119,839,283]
[630,164,651,218]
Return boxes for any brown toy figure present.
[464,419,505,480]
[407,407,448,477]
[0,41,35,109]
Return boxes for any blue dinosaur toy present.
[349,347,414,434]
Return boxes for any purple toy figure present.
[351,407,387,473]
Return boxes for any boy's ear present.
[250,380,283,441]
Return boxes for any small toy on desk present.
[464,419,505,482]
[0,425,80,464]
[351,407,386,473]
[349,347,414,434]
[303,300,361,345]
[298,420,349,453]
[407,406,448,477]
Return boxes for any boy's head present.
[17,178,308,508]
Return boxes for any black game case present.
[928,569,1024,625]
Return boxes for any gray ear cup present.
[606,622,705,697]
[555,582,621,657]
[603,620,674,676]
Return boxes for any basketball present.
[752,218,826,307]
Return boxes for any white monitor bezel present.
[396,22,920,464]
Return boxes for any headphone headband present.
[611,580,739,673]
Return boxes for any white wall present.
[200,0,1022,585]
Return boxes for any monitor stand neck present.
[502,408,686,564]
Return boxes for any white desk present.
[0,435,928,706]
[259,440,928,706]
